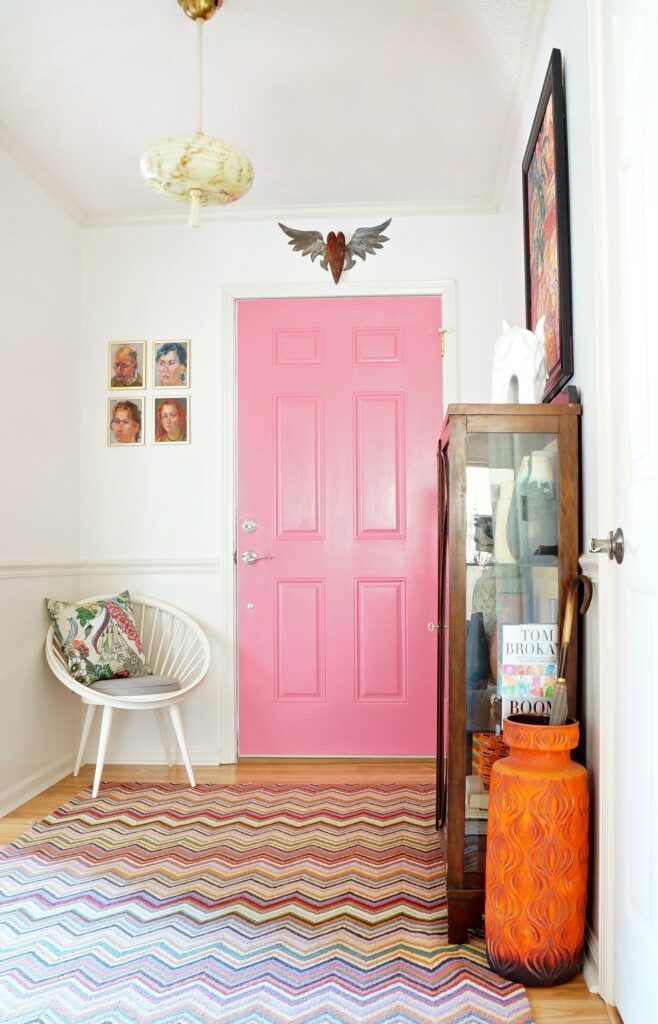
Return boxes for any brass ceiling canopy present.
[177,0,223,21]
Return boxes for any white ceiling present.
[0,0,544,225]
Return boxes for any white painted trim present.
[491,0,550,208]
[0,560,221,580]
[586,0,616,1006]
[220,279,459,764]
[0,121,86,227]
[0,756,75,819]
[79,559,221,576]
[0,562,80,580]
[100,748,222,766]
[85,199,497,230]
[583,923,600,995]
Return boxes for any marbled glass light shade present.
[140,1,253,226]
[141,133,253,224]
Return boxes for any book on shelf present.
[465,774,489,818]
[498,622,558,720]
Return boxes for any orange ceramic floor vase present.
[485,714,589,986]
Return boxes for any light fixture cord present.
[196,16,204,134]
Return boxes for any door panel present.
[597,0,658,1017]
[237,296,442,755]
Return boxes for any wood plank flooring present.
[0,759,622,1024]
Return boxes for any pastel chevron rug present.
[0,783,533,1024]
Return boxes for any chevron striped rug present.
[0,783,533,1024]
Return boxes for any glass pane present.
[464,431,559,854]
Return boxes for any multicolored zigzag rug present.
[0,783,533,1024]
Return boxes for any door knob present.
[241,549,273,565]
[589,527,624,564]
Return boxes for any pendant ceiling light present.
[140,0,254,227]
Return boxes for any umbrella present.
[549,574,593,726]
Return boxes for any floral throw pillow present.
[45,590,150,686]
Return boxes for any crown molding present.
[0,123,500,229]
[83,197,498,230]
[491,0,550,209]
[0,122,86,227]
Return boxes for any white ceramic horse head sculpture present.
[491,316,547,403]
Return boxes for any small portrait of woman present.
[108,398,144,446]
[154,397,189,444]
[153,340,190,388]
[109,341,146,389]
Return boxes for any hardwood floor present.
[1,760,622,1024]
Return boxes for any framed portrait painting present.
[154,396,190,444]
[153,339,190,389]
[108,340,146,389]
[522,48,573,403]
[108,397,144,446]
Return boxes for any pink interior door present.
[237,296,442,755]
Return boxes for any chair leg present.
[155,708,174,767]
[75,704,97,776]
[92,705,113,799]
[168,704,196,787]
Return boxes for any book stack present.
[465,774,489,818]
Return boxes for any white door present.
[594,1,658,1018]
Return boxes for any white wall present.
[79,212,501,765]
[0,147,83,813]
[497,0,602,990]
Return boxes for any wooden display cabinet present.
[435,403,582,943]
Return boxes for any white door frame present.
[217,279,458,764]
[586,0,619,1004]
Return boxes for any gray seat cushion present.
[90,674,181,696]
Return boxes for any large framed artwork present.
[522,48,573,403]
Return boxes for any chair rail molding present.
[0,559,221,580]
[79,559,221,576]
[0,562,81,579]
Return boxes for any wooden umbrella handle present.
[558,574,593,680]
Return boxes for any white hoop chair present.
[45,594,211,797]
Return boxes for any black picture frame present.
[522,48,573,403]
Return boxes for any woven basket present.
[477,733,509,789]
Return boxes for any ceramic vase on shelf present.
[466,612,489,689]
[485,714,589,986]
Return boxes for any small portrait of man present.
[153,340,190,388]
[154,397,189,444]
[108,398,144,446]
[109,341,145,389]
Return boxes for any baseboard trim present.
[0,756,75,819]
[583,923,600,994]
[100,748,222,766]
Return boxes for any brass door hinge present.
[438,327,450,357]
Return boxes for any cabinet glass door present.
[463,430,559,857]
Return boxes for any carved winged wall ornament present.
[278,219,392,284]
